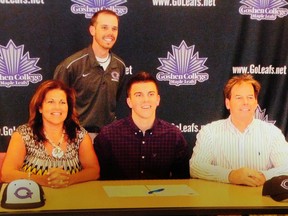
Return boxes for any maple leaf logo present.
[156,40,209,86]
[239,0,288,20]
[70,0,128,18]
[0,40,42,87]
[255,105,276,124]
[240,0,288,8]
[71,0,126,7]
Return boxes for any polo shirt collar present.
[88,44,114,68]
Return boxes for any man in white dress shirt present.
[190,74,288,187]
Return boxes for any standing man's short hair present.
[90,9,119,26]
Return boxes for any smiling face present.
[225,82,258,128]
[127,81,160,123]
[39,89,68,127]
[89,12,118,53]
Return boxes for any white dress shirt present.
[190,117,288,183]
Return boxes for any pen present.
[148,188,165,194]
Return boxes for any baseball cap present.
[1,179,45,209]
[262,175,288,202]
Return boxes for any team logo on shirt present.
[255,105,276,124]
[0,40,42,88]
[239,0,288,21]
[111,71,120,82]
[156,40,209,86]
[70,0,128,18]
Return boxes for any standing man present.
[54,9,126,140]
[190,74,288,187]
[94,72,190,180]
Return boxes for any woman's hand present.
[47,167,70,188]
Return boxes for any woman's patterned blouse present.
[17,124,86,175]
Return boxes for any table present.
[0,179,288,215]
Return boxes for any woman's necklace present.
[44,130,65,159]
